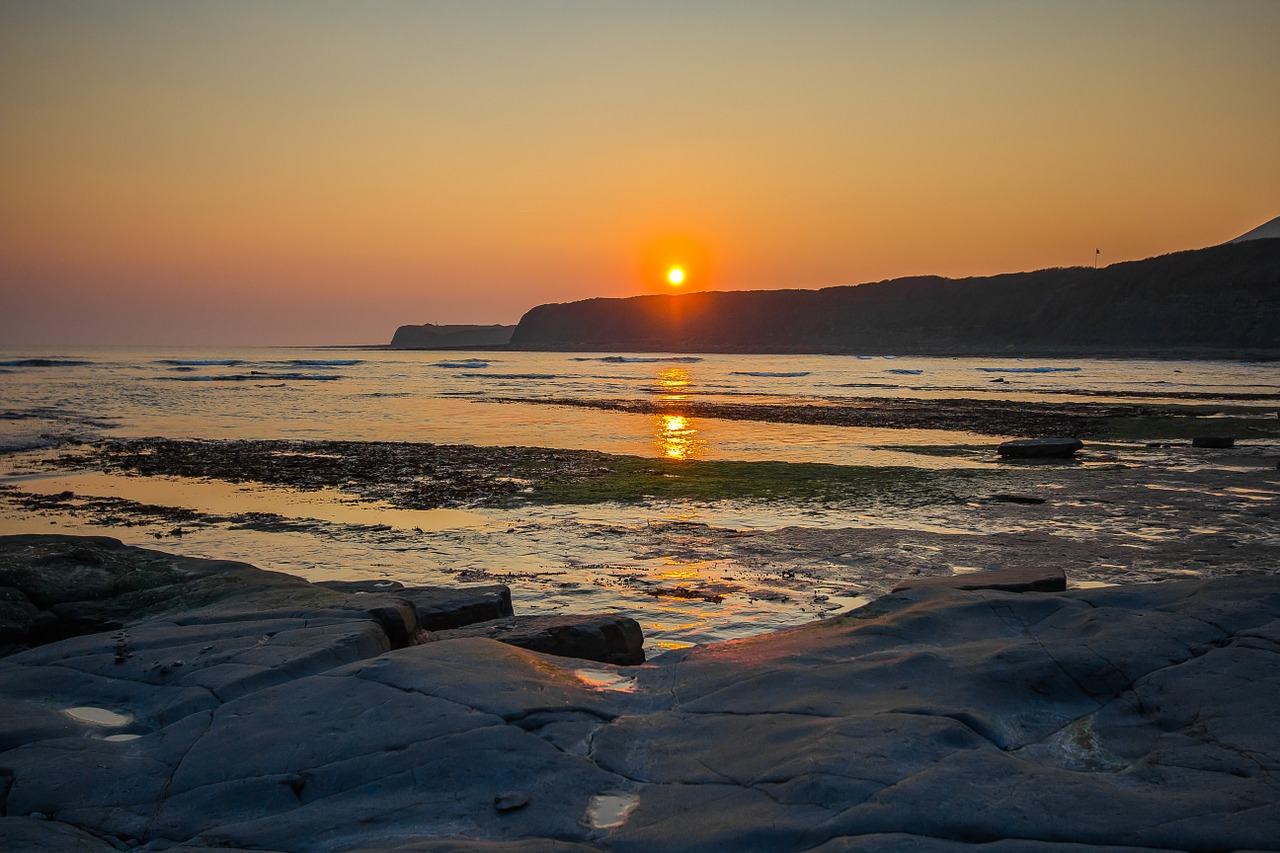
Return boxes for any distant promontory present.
[509,237,1280,358]
[389,323,515,349]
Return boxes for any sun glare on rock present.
[667,267,685,286]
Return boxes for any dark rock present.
[0,586,40,643]
[340,597,419,650]
[494,791,530,812]
[1192,436,1236,448]
[996,437,1083,458]
[0,816,118,851]
[397,584,514,631]
[977,494,1047,505]
[3,535,1280,852]
[315,579,406,593]
[893,566,1067,593]
[437,614,645,665]
[0,535,342,650]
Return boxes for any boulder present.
[395,584,514,630]
[1191,436,1235,448]
[892,566,1067,593]
[0,535,341,649]
[437,614,645,665]
[996,437,1083,458]
[315,579,406,594]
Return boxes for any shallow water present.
[2,346,1277,648]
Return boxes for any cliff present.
[510,238,1280,357]
[389,323,515,349]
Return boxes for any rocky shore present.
[3,533,1279,851]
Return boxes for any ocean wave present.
[573,356,704,363]
[156,359,244,366]
[886,369,923,375]
[435,360,491,369]
[458,372,560,380]
[0,358,95,367]
[831,382,903,389]
[160,372,343,382]
[730,371,811,378]
[975,367,1082,373]
[287,359,363,366]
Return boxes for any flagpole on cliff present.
[1094,248,1100,269]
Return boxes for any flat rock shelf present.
[2,534,1279,852]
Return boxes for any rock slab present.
[3,535,1280,852]
[893,566,1067,593]
[436,613,646,665]
[997,437,1084,458]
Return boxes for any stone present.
[996,437,1083,458]
[1192,435,1235,448]
[493,792,530,812]
[436,614,645,665]
[892,566,1067,593]
[395,584,514,630]
[0,534,342,650]
[314,579,406,593]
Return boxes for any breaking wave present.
[435,360,491,369]
[730,371,811,378]
[160,372,343,382]
[1,358,95,367]
[155,359,244,366]
[573,356,703,364]
[287,359,363,366]
[975,367,1082,373]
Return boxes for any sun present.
[667,267,685,286]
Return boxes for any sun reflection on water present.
[655,367,691,400]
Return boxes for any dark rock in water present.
[1192,435,1236,448]
[997,437,1083,458]
[396,584,514,630]
[438,614,645,665]
[978,494,1047,505]
[893,566,1067,593]
[315,579,406,593]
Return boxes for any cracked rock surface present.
[1,535,1278,852]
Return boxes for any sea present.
[2,346,1276,649]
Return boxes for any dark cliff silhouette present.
[510,238,1280,357]
[389,323,515,349]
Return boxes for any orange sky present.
[2,1,1278,345]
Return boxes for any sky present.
[2,1,1278,346]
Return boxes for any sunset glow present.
[1,2,1277,345]
[667,268,686,287]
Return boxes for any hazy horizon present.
[3,1,1278,346]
